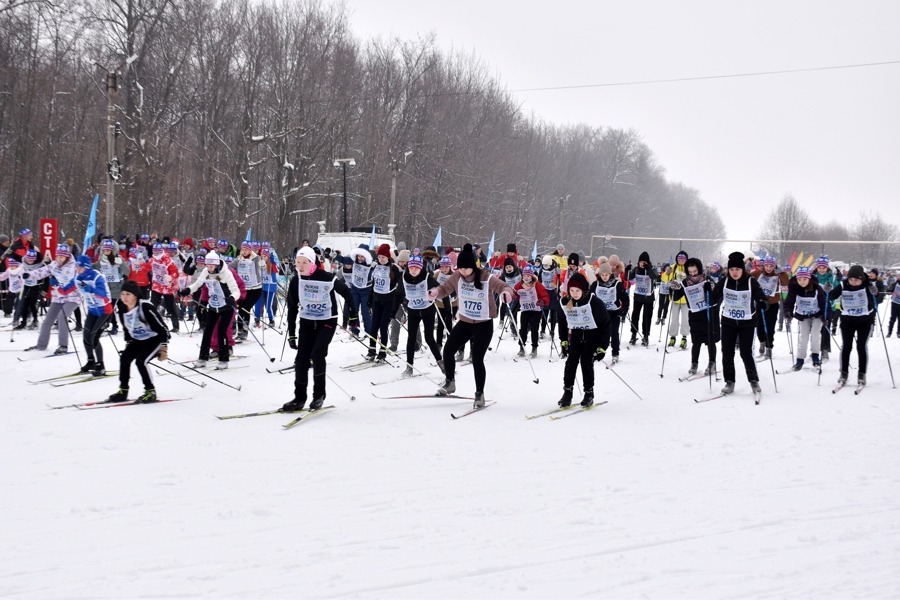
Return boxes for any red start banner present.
[40,218,58,259]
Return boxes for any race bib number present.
[634,274,651,296]
[372,265,391,295]
[892,289,900,305]
[124,306,154,340]
[298,279,334,320]
[541,269,555,288]
[100,261,120,283]
[458,277,490,321]
[659,281,670,296]
[564,301,597,330]
[404,279,432,310]
[151,262,168,286]
[237,259,259,287]
[351,263,371,288]
[517,286,539,312]
[595,285,617,310]
[205,279,227,309]
[723,288,752,320]
[684,281,708,313]
[795,296,819,316]
[841,289,869,317]
[758,275,779,297]
[437,271,453,286]
[505,274,521,288]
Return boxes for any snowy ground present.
[1,312,899,598]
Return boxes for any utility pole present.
[333,158,356,231]
[388,151,412,239]
[105,72,120,235]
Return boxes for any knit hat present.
[522,264,534,277]
[504,256,516,268]
[167,242,178,253]
[638,251,650,264]
[815,256,829,269]
[568,252,579,266]
[847,265,865,280]
[542,255,553,267]
[567,272,588,292]
[223,256,233,264]
[726,252,745,270]
[596,256,609,266]
[795,266,812,279]
[217,239,228,250]
[609,254,620,268]
[763,255,777,267]
[7,258,19,267]
[205,237,215,247]
[120,280,141,297]
[241,241,251,250]
[183,237,195,249]
[55,244,71,257]
[0,234,8,245]
[598,262,612,275]
[250,241,260,252]
[507,243,517,253]
[128,248,138,257]
[297,247,316,263]
[141,234,150,241]
[456,243,477,269]
[685,257,704,273]
[676,250,688,261]
[377,243,392,258]
[25,249,38,263]
[204,251,222,265]
[397,249,411,264]
[439,256,452,268]
[101,239,116,251]
[195,254,205,265]
[711,261,721,270]
[397,242,407,251]
[18,228,32,238]
[408,255,424,270]
[75,255,92,269]
[869,267,880,277]
[152,242,163,253]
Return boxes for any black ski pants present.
[151,290,179,332]
[83,312,109,364]
[519,310,541,348]
[721,324,759,383]
[236,287,262,332]
[442,319,493,393]
[367,300,392,357]
[630,300,653,339]
[657,295,670,321]
[564,331,598,390]
[120,336,163,391]
[407,306,442,366]
[436,300,453,345]
[199,307,233,362]
[294,323,336,404]
[840,320,872,374]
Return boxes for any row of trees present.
[758,196,900,268]
[0,0,726,260]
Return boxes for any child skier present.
[558,272,610,408]
[750,256,789,359]
[590,260,629,364]
[398,254,444,376]
[23,244,82,355]
[73,255,115,376]
[682,257,719,376]
[783,266,827,370]
[628,251,658,347]
[514,265,550,358]
[827,264,877,387]
[178,251,241,369]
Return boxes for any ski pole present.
[167,358,242,390]
[344,322,440,383]
[873,293,896,388]
[659,338,668,378]
[325,372,356,401]
[605,362,643,401]
[60,305,83,369]
[706,289,713,391]
[759,300,778,393]
[155,361,208,388]
[236,314,276,362]
[539,309,560,358]
[491,303,514,356]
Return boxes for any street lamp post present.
[333,158,356,232]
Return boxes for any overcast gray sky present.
[343,0,900,244]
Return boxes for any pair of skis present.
[525,401,608,420]
[216,405,336,428]
[832,382,865,395]
[695,390,761,405]
[48,398,191,410]
[371,393,490,419]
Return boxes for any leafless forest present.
[3,0,730,259]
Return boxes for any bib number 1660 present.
[726,309,745,319]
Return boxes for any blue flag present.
[487,231,495,259]
[246,228,252,242]
[369,225,376,250]
[433,226,441,249]
[84,194,99,254]
[531,240,538,261]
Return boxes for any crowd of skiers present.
[1,226,898,411]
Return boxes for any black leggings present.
[294,323,336,403]
[83,312,109,363]
[519,310,541,348]
[721,325,759,383]
[436,300,453,345]
[368,301,392,357]
[151,291,179,332]
[442,320,493,393]
[407,306,442,365]
[120,336,163,390]
[237,288,262,332]
[630,300,653,338]
[564,332,598,389]
[840,320,872,374]
[690,338,717,365]
[199,308,233,361]
[657,295,670,320]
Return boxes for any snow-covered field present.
[2,315,899,598]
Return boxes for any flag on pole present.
[791,252,805,273]
[84,194,99,254]
[369,225,376,249]
[246,228,252,242]
[487,232,495,259]
[788,251,797,267]
[433,226,441,249]
[531,240,538,261]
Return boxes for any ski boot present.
[721,381,735,395]
[309,395,326,411]
[837,371,848,385]
[436,378,456,396]
[53,346,68,355]
[704,361,716,376]
[558,387,573,407]
[13,321,25,331]
[688,363,698,375]
[137,388,158,404]
[473,392,485,409]
[215,361,229,370]
[194,359,208,368]
[517,346,526,358]
[858,373,867,386]
[821,349,829,360]
[27,320,38,330]
[80,360,97,374]
[92,362,106,377]
[581,388,594,408]
[758,345,766,357]
[455,349,465,362]
[641,336,649,347]
[667,336,676,348]
[750,380,761,394]
[679,337,687,350]
[281,399,306,412]
[629,334,637,346]
[74,324,83,332]
[811,354,821,368]
[107,387,129,403]
[401,366,415,378]
[530,347,538,359]
[611,355,620,365]
[792,359,804,371]
[365,351,377,363]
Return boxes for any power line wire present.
[510,59,900,93]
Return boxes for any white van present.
[313,222,395,259]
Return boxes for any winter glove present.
[824,283,833,293]
[288,336,298,350]
[115,256,123,265]
[620,315,626,323]
[868,284,878,296]
[427,288,440,301]
[593,346,606,362]
[757,300,769,313]
[669,280,682,290]
[499,291,514,304]
[349,316,359,328]
[157,345,168,361]
[785,315,793,333]
[560,340,569,358]
[21,272,29,280]
[227,296,236,309]
[177,287,191,297]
